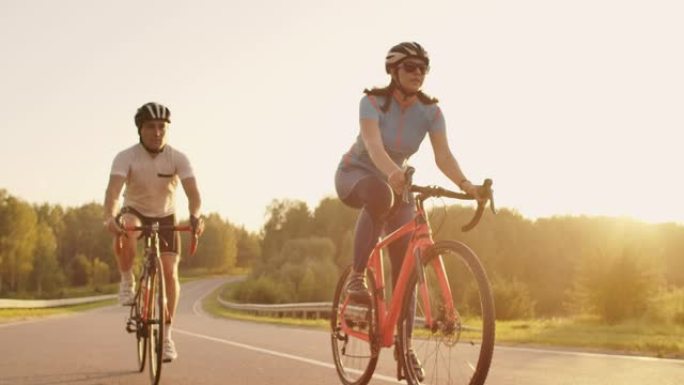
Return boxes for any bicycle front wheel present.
[397,240,495,385]
[330,266,380,385]
[134,275,148,372]
[147,258,165,385]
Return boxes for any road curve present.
[0,276,681,385]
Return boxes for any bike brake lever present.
[482,178,497,215]
[402,167,416,203]
[462,202,485,232]
[190,233,199,256]
[462,178,495,232]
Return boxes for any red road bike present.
[331,169,496,385]
[122,222,198,385]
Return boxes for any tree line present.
[0,189,259,298]
[3,187,684,324]
[231,197,684,324]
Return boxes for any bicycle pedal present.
[396,364,405,381]
[125,319,137,333]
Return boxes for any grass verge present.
[204,283,684,359]
[0,298,117,323]
[202,285,328,330]
[0,272,226,323]
[496,317,684,359]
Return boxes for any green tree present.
[260,199,313,261]
[658,223,684,286]
[0,192,38,293]
[234,236,339,303]
[231,275,291,303]
[235,226,261,268]
[336,230,353,269]
[30,222,64,296]
[90,257,110,291]
[191,214,237,272]
[491,276,536,320]
[69,253,91,287]
[59,203,115,285]
[570,249,660,323]
[311,197,358,268]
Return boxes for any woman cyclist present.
[335,41,485,303]
[334,41,486,376]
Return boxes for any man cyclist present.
[103,101,204,362]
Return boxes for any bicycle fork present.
[393,247,427,382]
[126,275,150,336]
[394,335,407,381]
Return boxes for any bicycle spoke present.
[147,261,165,385]
[398,241,494,385]
[133,275,148,373]
[331,267,379,385]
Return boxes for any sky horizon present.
[1,0,682,231]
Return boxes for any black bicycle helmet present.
[385,42,430,74]
[134,102,171,129]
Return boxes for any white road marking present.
[187,277,684,376]
[0,312,79,329]
[495,345,684,364]
[175,328,402,384]
[192,295,204,316]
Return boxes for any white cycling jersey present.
[110,143,194,217]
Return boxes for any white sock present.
[164,324,172,340]
[121,269,134,283]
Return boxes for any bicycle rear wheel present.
[331,266,380,385]
[147,258,165,385]
[397,240,495,385]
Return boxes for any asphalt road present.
[1,277,682,385]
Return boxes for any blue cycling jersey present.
[336,94,445,199]
[341,94,445,173]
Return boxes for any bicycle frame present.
[127,222,196,325]
[340,199,456,348]
[122,221,198,384]
[127,229,162,336]
[139,231,162,325]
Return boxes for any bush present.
[645,288,684,324]
[296,259,338,302]
[237,236,339,304]
[90,257,111,290]
[69,254,91,287]
[231,275,292,304]
[570,251,659,323]
[491,276,536,320]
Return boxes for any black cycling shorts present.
[117,207,179,254]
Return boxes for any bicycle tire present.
[397,240,495,385]
[147,257,165,385]
[331,266,380,385]
[134,274,149,373]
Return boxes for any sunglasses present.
[399,62,430,74]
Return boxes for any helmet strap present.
[138,134,165,154]
[397,84,417,99]
[391,71,419,99]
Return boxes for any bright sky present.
[1,0,682,231]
